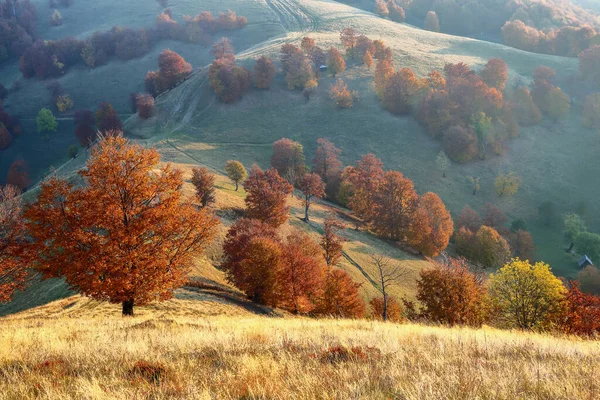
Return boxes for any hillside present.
[1,301,598,399]
[131,0,598,277]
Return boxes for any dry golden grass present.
[1,306,599,400]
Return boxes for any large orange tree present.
[24,135,218,315]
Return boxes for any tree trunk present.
[382,292,388,322]
[304,201,310,222]
[122,299,134,316]
[235,182,239,191]
[566,242,574,253]
[443,171,446,178]
[473,188,477,196]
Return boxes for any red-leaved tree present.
[243,165,293,228]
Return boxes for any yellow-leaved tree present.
[488,259,567,330]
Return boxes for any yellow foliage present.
[56,94,73,113]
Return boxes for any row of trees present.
[0,0,37,64]
[269,137,453,257]
[18,8,246,79]
[404,257,600,336]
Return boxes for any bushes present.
[442,125,478,163]
[209,58,250,103]
[253,56,276,89]
[136,94,154,119]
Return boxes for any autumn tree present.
[327,47,346,76]
[329,78,353,108]
[424,11,439,32]
[482,203,507,229]
[494,170,521,197]
[409,192,453,257]
[243,165,293,228]
[270,138,306,183]
[579,265,600,295]
[0,185,29,303]
[0,123,12,150]
[285,53,314,90]
[220,160,246,192]
[472,225,511,269]
[37,108,57,137]
[412,258,488,326]
[312,138,342,185]
[5,160,29,191]
[562,281,600,336]
[501,20,541,52]
[299,173,325,222]
[543,86,571,122]
[442,125,479,163]
[253,56,276,89]
[321,217,346,268]
[456,206,482,232]
[374,58,394,97]
[209,58,251,103]
[155,49,192,92]
[95,102,122,133]
[339,27,357,50]
[370,296,403,322]
[488,259,567,330]
[346,154,385,225]
[480,58,508,91]
[191,167,216,208]
[579,45,600,86]
[280,43,303,73]
[24,135,219,315]
[472,112,492,159]
[315,268,365,318]
[512,87,542,126]
[508,229,536,261]
[221,218,280,302]
[278,230,326,313]
[300,36,315,54]
[136,94,154,119]
[375,0,389,17]
[382,68,423,115]
[368,254,407,321]
[211,37,235,60]
[371,171,419,241]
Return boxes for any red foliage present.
[0,184,29,303]
[5,159,29,190]
[456,206,482,233]
[371,171,419,241]
[95,102,122,133]
[211,37,234,60]
[243,165,293,228]
[190,167,216,208]
[346,153,384,223]
[278,230,326,313]
[208,58,250,103]
[253,56,276,89]
[280,43,303,73]
[270,138,306,182]
[136,94,155,119]
[480,58,508,90]
[382,68,422,115]
[442,125,478,163]
[370,296,404,322]
[157,49,192,91]
[0,123,12,150]
[562,281,600,336]
[409,192,454,257]
[312,138,342,185]
[483,203,507,230]
[75,124,95,147]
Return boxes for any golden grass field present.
[1,300,599,400]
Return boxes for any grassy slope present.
[141,0,600,278]
[1,303,599,399]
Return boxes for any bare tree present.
[369,254,408,321]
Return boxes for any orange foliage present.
[315,269,365,318]
[371,171,419,241]
[156,49,192,91]
[299,173,325,222]
[253,56,276,89]
[321,217,346,267]
[270,138,306,182]
[329,78,353,108]
[508,229,536,261]
[412,258,488,326]
[369,296,404,322]
[327,47,346,76]
[278,230,326,314]
[312,138,342,184]
[442,125,478,163]
[211,37,234,60]
[374,58,394,97]
[24,135,218,315]
[6,159,29,191]
[409,192,453,257]
[191,167,216,208]
[0,185,29,303]
[382,68,424,115]
[209,58,251,103]
[243,165,293,228]
[136,94,154,119]
[346,153,385,224]
[480,58,508,90]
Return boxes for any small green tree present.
[435,151,450,178]
[225,160,247,191]
[488,259,567,330]
[37,108,58,138]
[576,232,600,262]
[468,176,480,196]
[564,213,586,253]
[472,112,493,159]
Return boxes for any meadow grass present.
[1,304,599,399]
